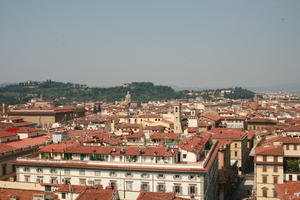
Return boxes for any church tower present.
[173,103,183,133]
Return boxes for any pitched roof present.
[137,191,189,200]
[0,188,57,200]
[76,188,116,200]
[178,134,211,154]
[275,182,300,200]
[202,114,221,121]
[255,145,284,156]
[150,133,179,140]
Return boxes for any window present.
[274,156,278,162]
[234,151,238,157]
[173,175,181,180]
[62,193,66,199]
[36,176,43,183]
[36,168,43,173]
[183,154,187,159]
[286,144,290,150]
[141,173,149,178]
[298,175,300,181]
[45,186,51,191]
[50,177,58,184]
[64,169,70,175]
[63,178,71,184]
[157,184,165,192]
[289,175,293,181]
[189,175,197,180]
[88,180,94,185]
[263,165,267,172]
[294,145,298,150]
[189,185,197,195]
[95,171,101,176]
[274,166,278,173]
[262,176,267,183]
[50,168,57,174]
[95,179,101,185]
[23,167,30,172]
[126,181,133,191]
[263,155,267,162]
[79,179,86,185]
[24,175,30,182]
[141,182,149,191]
[273,189,277,198]
[273,176,278,184]
[109,171,116,177]
[234,143,238,148]
[157,174,164,179]
[173,185,182,195]
[262,188,268,197]
[79,169,85,175]
[125,172,132,177]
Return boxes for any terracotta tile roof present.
[178,134,211,154]
[198,122,211,127]
[76,188,116,200]
[209,128,247,140]
[284,125,300,132]
[202,113,221,121]
[137,191,189,200]
[255,145,284,156]
[7,127,41,133]
[123,131,145,139]
[6,136,50,149]
[187,127,197,133]
[247,118,277,123]
[39,143,176,157]
[0,143,16,153]
[12,121,37,127]
[0,188,57,200]
[0,128,17,138]
[275,181,300,200]
[57,185,88,193]
[150,133,180,140]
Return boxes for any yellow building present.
[254,137,300,200]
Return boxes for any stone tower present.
[173,103,183,133]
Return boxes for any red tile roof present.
[0,143,16,153]
[6,136,50,149]
[76,188,116,200]
[247,118,277,123]
[137,191,189,200]
[0,128,17,138]
[150,133,180,140]
[0,188,57,200]
[275,181,300,200]
[39,143,176,157]
[202,114,221,121]
[255,145,284,156]
[209,129,247,140]
[179,134,211,154]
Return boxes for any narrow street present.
[232,174,254,200]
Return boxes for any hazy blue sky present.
[0,1,299,88]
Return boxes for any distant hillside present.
[0,80,255,105]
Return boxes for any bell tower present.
[173,103,183,133]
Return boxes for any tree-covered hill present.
[0,80,255,105]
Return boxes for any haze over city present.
[0,1,299,88]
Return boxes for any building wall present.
[255,155,283,200]
[16,166,207,200]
